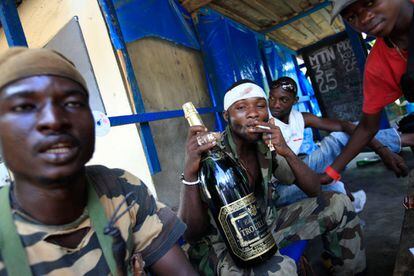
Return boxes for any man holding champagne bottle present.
[179,80,366,275]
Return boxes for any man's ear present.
[294,96,299,103]
[223,111,229,122]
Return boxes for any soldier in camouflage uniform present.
[0,47,196,275]
[179,79,366,275]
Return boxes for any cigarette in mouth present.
[255,125,275,151]
[256,125,271,130]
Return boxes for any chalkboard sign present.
[302,33,363,122]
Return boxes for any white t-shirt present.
[272,109,305,155]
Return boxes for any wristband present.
[325,166,341,182]
[182,179,200,185]
[180,173,200,185]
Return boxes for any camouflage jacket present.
[0,165,186,275]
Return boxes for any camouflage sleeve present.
[87,166,186,269]
[273,155,295,184]
[123,173,187,267]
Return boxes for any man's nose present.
[246,106,259,118]
[272,99,282,109]
[359,8,374,25]
[36,103,70,132]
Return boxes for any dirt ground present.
[306,148,414,275]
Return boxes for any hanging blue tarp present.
[262,39,322,115]
[195,8,268,110]
[296,70,322,117]
[262,40,298,85]
[113,0,199,50]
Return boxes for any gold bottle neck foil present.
[183,102,204,127]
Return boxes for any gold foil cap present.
[182,102,204,126]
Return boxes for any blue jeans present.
[275,128,401,206]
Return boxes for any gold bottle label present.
[218,193,276,261]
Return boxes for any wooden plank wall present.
[127,37,215,208]
[0,0,157,193]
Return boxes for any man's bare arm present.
[149,244,197,275]
[178,126,212,243]
[326,112,407,179]
[282,149,321,196]
[178,185,209,243]
[304,112,384,149]
[303,112,354,133]
[256,120,320,196]
[303,112,408,176]
[329,113,379,172]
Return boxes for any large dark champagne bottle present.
[182,102,277,267]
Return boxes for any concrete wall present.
[0,0,156,195]
[127,38,215,208]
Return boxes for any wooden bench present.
[394,169,414,275]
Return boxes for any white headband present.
[223,82,267,111]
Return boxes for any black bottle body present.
[199,148,277,267]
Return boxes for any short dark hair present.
[270,77,298,96]
[226,79,257,93]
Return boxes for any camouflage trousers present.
[189,192,366,275]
